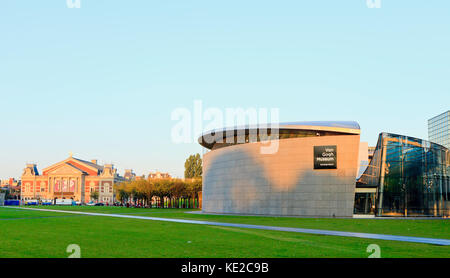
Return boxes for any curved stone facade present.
[202,134,360,217]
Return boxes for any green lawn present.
[23,205,450,239]
[0,206,449,258]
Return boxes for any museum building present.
[199,121,450,217]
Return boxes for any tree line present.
[114,178,202,208]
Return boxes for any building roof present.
[428,110,450,122]
[41,156,104,176]
[198,121,360,149]
[280,121,360,130]
[71,157,104,171]
[200,121,360,136]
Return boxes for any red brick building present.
[21,155,124,203]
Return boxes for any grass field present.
[1,206,449,258]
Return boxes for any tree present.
[139,180,155,207]
[185,178,202,209]
[90,191,99,203]
[0,188,10,200]
[116,188,128,204]
[170,179,187,208]
[153,179,171,208]
[115,182,130,204]
[184,153,202,178]
[190,178,202,199]
[112,177,202,209]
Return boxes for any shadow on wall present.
[202,139,357,217]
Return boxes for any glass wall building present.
[428,110,450,149]
[358,133,450,217]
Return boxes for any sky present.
[1,0,449,179]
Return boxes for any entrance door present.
[354,192,376,215]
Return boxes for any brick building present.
[21,155,124,203]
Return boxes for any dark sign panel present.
[314,145,337,169]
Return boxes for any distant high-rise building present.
[428,110,450,149]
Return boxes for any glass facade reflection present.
[354,193,376,215]
[428,110,450,149]
[358,133,450,217]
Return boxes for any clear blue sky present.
[1,0,449,179]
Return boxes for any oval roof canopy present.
[281,121,360,130]
[198,121,360,149]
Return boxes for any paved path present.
[5,206,450,246]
